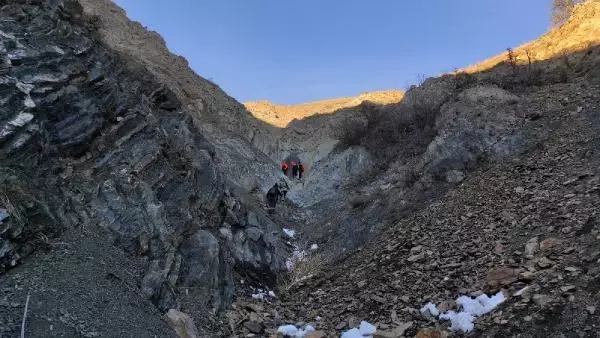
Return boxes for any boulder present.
[166,309,199,338]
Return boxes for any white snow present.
[456,293,505,317]
[310,244,318,250]
[283,228,296,238]
[359,321,377,335]
[422,292,505,333]
[439,311,475,332]
[251,287,277,301]
[251,293,266,301]
[340,328,363,338]
[341,321,377,338]
[420,302,440,317]
[278,325,299,336]
[276,324,316,337]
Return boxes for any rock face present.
[77,0,283,193]
[0,0,285,324]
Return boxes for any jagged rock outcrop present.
[77,0,283,192]
[0,1,286,334]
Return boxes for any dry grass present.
[280,251,325,292]
[462,0,600,74]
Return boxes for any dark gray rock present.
[0,0,287,324]
[247,227,264,241]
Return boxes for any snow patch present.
[277,324,316,337]
[422,292,505,333]
[310,244,318,250]
[341,321,377,338]
[250,287,277,301]
[439,311,475,332]
[283,228,296,238]
[420,302,440,317]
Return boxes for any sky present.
[113,0,552,104]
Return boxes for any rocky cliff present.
[0,1,287,336]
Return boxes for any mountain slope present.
[245,90,404,128]
[225,1,600,336]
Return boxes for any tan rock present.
[373,321,413,338]
[486,267,520,287]
[536,257,554,269]
[306,331,326,338]
[166,309,200,338]
[415,328,450,338]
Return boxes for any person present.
[281,161,289,176]
[291,161,298,179]
[266,183,280,214]
[278,178,290,201]
[298,163,304,180]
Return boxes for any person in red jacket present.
[281,161,289,176]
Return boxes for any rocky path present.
[0,227,176,337]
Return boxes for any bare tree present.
[551,0,583,26]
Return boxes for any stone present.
[246,227,264,241]
[166,309,200,338]
[335,321,347,330]
[560,285,576,293]
[305,332,326,338]
[373,321,413,338]
[486,267,520,287]
[536,257,554,269]
[532,294,552,307]
[244,321,264,334]
[219,227,233,240]
[410,245,423,253]
[561,226,573,234]
[415,328,450,338]
[519,271,536,281]
[540,238,561,251]
[445,170,465,183]
[407,253,425,263]
[437,300,455,313]
[586,306,596,314]
[247,212,261,228]
[524,237,538,257]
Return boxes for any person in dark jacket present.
[278,178,290,201]
[291,161,298,179]
[298,163,305,180]
[266,183,280,213]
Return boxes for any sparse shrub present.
[506,48,517,73]
[454,71,476,90]
[336,118,367,147]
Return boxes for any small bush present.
[336,118,367,147]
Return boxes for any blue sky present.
[113,0,551,104]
